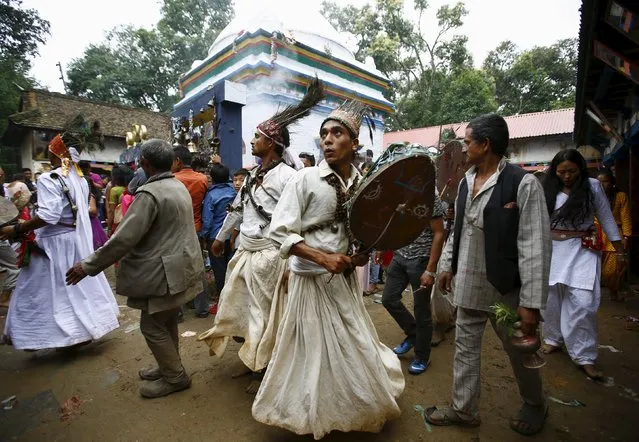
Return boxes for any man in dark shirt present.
[377,196,446,375]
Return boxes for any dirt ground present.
[1,268,639,442]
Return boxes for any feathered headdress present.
[48,114,103,176]
[322,100,376,143]
[257,76,326,147]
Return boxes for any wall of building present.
[508,134,575,164]
[239,97,386,168]
[23,130,127,172]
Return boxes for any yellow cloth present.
[598,191,632,292]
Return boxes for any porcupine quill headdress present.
[48,114,104,176]
[257,76,326,152]
[322,99,377,144]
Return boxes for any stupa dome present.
[208,7,369,72]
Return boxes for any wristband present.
[423,270,437,278]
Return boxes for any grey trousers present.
[381,254,433,361]
[453,307,545,420]
[0,241,19,292]
[140,307,187,383]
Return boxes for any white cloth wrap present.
[197,240,288,372]
[289,256,327,276]
[252,271,404,439]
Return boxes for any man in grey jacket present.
[66,139,204,399]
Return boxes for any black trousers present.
[381,254,433,361]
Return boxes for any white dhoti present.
[543,270,601,366]
[198,234,288,372]
[252,259,404,440]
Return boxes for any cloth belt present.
[239,233,274,252]
[290,256,328,276]
[551,229,589,241]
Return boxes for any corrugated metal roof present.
[384,108,575,147]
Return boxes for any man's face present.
[251,131,272,158]
[0,168,4,186]
[319,120,357,167]
[233,174,246,192]
[24,170,32,181]
[597,174,613,193]
[463,128,487,166]
[301,157,312,168]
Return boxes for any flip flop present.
[424,406,481,427]
[510,402,549,436]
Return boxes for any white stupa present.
[173,5,393,166]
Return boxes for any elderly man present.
[67,139,204,399]
[426,114,551,436]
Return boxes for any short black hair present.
[299,152,316,166]
[467,113,510,157]
[141,139,174,172]
[12,173,25,182]
[21,168,32,173]
[233,168,249,177]
[173,146,192,167]
[78,160,91,170]
[210,164,230,184]
[366,149,373,157]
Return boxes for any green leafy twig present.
[491,302,520,336]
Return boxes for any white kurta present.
[4,165,119,350]
[199,162,296,371]
[543,178,620,366]
[253,161,404,440]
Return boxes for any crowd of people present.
[0,80,633,439]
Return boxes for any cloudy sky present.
[23,0,582,92]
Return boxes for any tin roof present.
[384,108,575,146]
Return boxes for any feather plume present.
[323,100,376,144]
[263,76,325,131]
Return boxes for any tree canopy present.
[0,0,50,136]
[321,0,577,131]
[67,0,234,113]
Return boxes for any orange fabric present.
[48,134,69,159]
[597,191,632,293]
[174,168,208,232]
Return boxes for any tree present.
[483,38,577,115]
[438,69,497,124]
[67,0,235,112]
[321,0,470,130]
[0,0,50,135]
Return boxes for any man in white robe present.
[252,100,404,439]
[0,133,119,350]
[198,79,325,389]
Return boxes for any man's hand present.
[320,253,353,274]
[350,252,369,267]
[439,271,453,292]
[516,306,540,336]
[210,239,224,257]
[66,263,88,285]
[211,154,222,164]
[0,226,15,241]
[420,273,435,288]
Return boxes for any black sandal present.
[510,402,548,436]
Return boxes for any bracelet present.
[423,270,437,278]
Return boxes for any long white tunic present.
[253,160,404,439]
[199,162,295,371]
[549,178,620,290]
[4,166,119,350]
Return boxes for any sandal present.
[510,402,548,436]
[540,344,561,355]
[424,406,481,427]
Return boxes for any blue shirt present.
[200,183,236,240]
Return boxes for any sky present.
[22,0,582,93]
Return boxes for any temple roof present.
[203,7,386,79]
